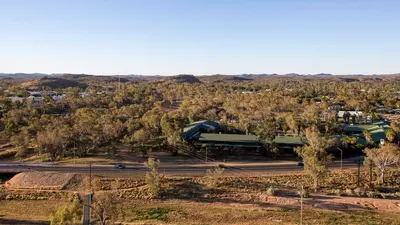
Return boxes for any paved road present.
[0,161,359,175]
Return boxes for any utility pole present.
[357,159,361,187]
[337,147,343,169]
[300,185,304,225]
[74,141,76,165]
[369,161,373,189]
[205,147,208,163]
[118,75,121,91]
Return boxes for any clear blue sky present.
[1,0,399,75]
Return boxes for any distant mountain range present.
[1,72,399,79]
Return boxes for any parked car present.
[115,164,126,169]
[296,162,304,167]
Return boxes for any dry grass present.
[0,200,67,222]
[1,199,400,225]
[2,169,400,224]
[122,200,400,224]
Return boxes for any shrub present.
[344,188,354,196]
[92,192,122,225]
[110,179,121,190]
[266,186,277,196]
[353,187,365,197]
[49,198,82,225]
[203,167,224,188]
[298,188,310,198]
[333,189,343,196]
[22,153,51,162]
[145,157,161,198]
[380,193,387,199]
[367,191,380,198]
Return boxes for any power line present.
[178,145,255,176]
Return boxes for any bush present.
[49,198,82,225]
[333,189,343,196]
[367,191,381,198]
[344,188,354,196]
[145,157,161,198]
[266,186,277,196]
[353,187,365,197]
[203,167,224,188]
[91,192,122,225]
[22,153,51,162]
[298,188,310,198]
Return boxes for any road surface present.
[0,161,359,176]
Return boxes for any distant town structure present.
[183,120,305,155]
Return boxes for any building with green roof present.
[272,136,306,152]
[184,120,306,154]
[196,133,262,148]
[183,120,220,141]
[343,121,390,144]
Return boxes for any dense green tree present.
[50,198,82,225]
[295,128,333,190]
[10,128,31,158]
[144,157,161,198]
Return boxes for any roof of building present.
[344,121,388,132]
[198,133,260,143]
[273,136,305,145]
[183,120,219,132]
[342,121,390,143]
[197,133,306,147]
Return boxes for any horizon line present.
[1,72,400,77]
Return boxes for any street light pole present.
[337,147,343,169]
[357,159,361,187]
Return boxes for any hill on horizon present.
[163,74,201,84]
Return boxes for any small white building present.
[337,111,363,118]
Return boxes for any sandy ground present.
[264,194,400,212]
[5,172,75,190]
[2,198,400,225]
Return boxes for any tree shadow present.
[310,200,367,211]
